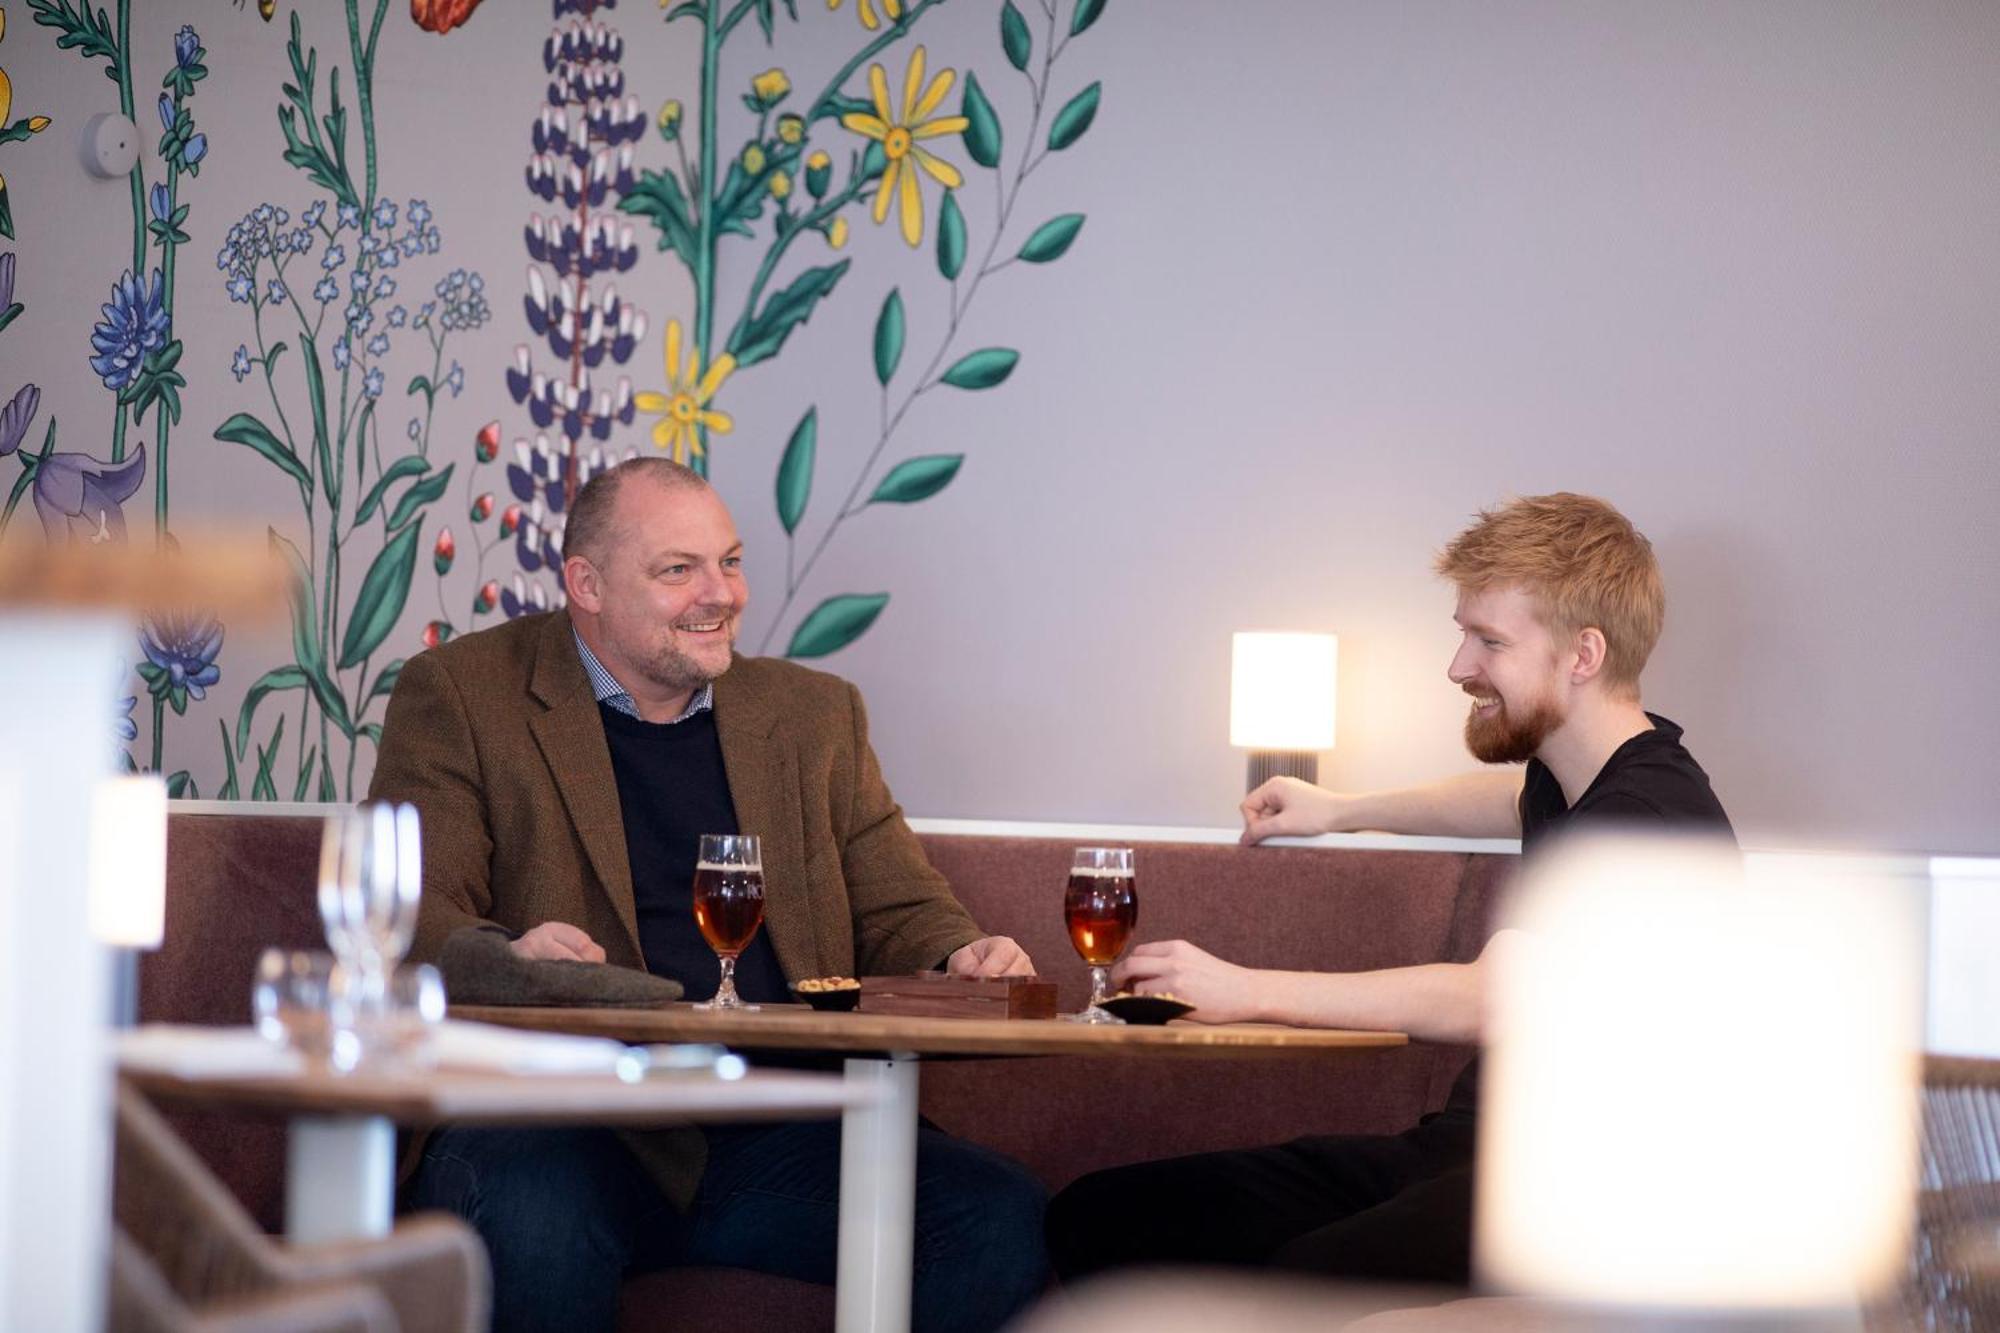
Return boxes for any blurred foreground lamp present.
[88,774,169,1024]
[1230,632,1336,791]
[1478,836,1923,1324]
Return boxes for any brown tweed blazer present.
[369,608,985,983]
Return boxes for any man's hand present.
[946,935,1036,977]
[508,921,606,963]
[1240,777,1346,845]
[1112,940,1266,1024]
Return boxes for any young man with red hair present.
[1047,492,1733,1286]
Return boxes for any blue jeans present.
[404,1119,1049,1333]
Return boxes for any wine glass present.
[1060,847,1136,1024]
[691,834,765,1012]
[316,802,423,1063]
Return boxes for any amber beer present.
[1064,867,1137,967]
[692,863,766,957]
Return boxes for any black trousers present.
[1046,1125,1474,1287]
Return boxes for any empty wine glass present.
[316,803,423,1065]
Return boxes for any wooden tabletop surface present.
[450,1003,1409,1059]
[118,1064,872,1126]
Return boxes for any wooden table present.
[456,1003,1408,1333]
[120,1055,875,1247]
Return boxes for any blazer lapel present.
[714,661,819,980]
[526,613,643,963]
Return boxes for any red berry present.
[422,620,453,649]
[474,580,500,615]
[500,503,523,538]
[432,527,456,575]
[475,420,501,463]
[471,493,495,523]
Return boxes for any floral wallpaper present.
[0,0,1109,800]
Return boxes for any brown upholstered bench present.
[145,810,1514,1330]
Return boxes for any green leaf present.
[353,455,428,527]
[776,408,816,535]
[338,522,422,670]
[359,723,385,748]
[939,348,1020,390]
[267,527,351,738]
[937,192,967,281]
[318,749,338,802]
[0,301,21,336]
[618,169,700,265]
[216,720,239,801]
[1071,0,1107,35]
[235,664,310,759]
[250,714,286,802]
[1001,1,1032,70]
[730,260,851,368]
[365,659,404,705]
[1048,82,1102,152]
[870,455,963,505]
[787,593,890,659]
[166,771,197,800]
[301,334,337,513]
[874,289,905,386]
[214,412,313,509]
[292,749,316,801]
[385,461,455,533]
[1019,213,1085,263]
[960,73,1002,170]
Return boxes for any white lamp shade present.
[1229,633,1336,751]
[1477,835,1923,1313]
[87,775,168,949]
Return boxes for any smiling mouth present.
[675,620,727,634]
[1468,694,1500,713]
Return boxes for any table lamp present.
[1230,632,1336,791]
[88,774,169,1026]
[1478,834,1923,1327]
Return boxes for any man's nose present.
[697,564,738,607]
[1446,643,1475,683]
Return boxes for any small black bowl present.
[791,980,862,1012]
[1096,993,1194,1025]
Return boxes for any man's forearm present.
[1252,961,1482,1044]
[1340,769,1524,838]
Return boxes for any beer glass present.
[1061,846,1136,1024]
[692,833,766,1011]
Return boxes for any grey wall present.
[7,2,1997,852]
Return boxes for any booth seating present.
[144,812,1512,1331]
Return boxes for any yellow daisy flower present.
[840,46,969,247]
[826,0,901,32]
[633,319,736,466]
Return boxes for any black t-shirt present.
[1417,712,1735,1147]
[597,703,790,1004]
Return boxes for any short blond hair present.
[1435,493,1664,693]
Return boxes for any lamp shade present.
[87,774,168,949]
[1477,835,1923,1314]
[1229,632,1336,751]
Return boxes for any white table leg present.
[285,1114,395,1244]
[837,1056,919,1333]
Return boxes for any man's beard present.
[1464,691,1564,764]
[637,625,735,694]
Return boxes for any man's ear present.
[563,554,601,613]
[1570,627,1608,684]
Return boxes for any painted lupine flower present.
[827,0,903,31]
[500,572,551,619]
[89,270,171,393]
[503,4,647,609]
[33,445,146,543]
[0,383,39,457]
[138,610,224,714]
[634,319,734,466]
[842,47,969,247]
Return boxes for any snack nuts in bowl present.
[791,976,863,1011]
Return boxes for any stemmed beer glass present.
[692,834,766,1011]
[1061,846,1137,1024]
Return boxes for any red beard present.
[1464,693,1564,765]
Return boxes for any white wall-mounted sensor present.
[80,112,141,179]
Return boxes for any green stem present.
[725,171,870,354]
[692,0,722,477]
[150,696,164,773]
[155,160,181,544]
[803,0,947,124]
[116,0,144,280]
[1,462,36,532]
